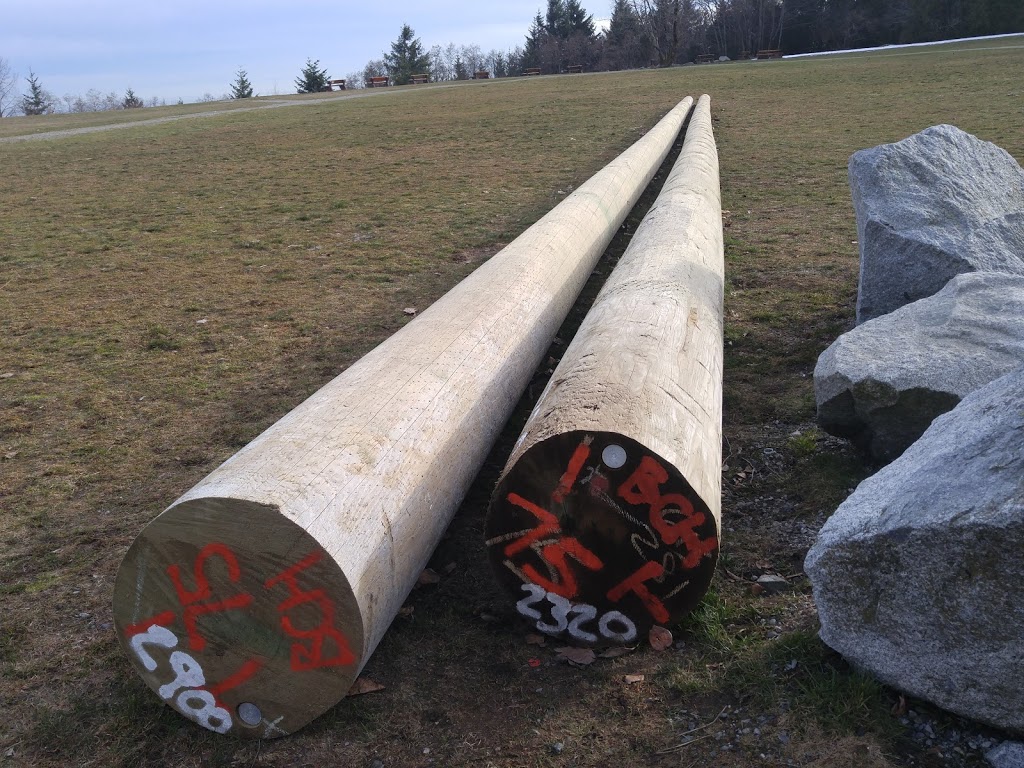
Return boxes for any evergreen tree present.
[565,0,597,37]
[121,88,144,108]
[295,58,329,93]
[524,11,547,67]
[383,24,431,85]
[230,68,254,99]
[20,69,52,116]
[545,0,570,37]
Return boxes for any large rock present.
[815,271,1024,463]
[850,124,1024,324]
[805,366,1024,734]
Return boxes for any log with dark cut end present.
[112,96,695,739]
[486,94,724,644]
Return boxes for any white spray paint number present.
[128,624,233,734]
[517,583,637,643]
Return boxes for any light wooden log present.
[112,96,695,738]
[486,94,723,645]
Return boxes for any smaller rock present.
[987,742,1024,768]
[403,307,417,316]
[755,574,789,594]
[983,745,1024,768]
[551,741,565,755]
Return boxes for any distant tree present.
[20,70,53,115]
[122,88,144,109]
[524,11,547,67]
[383,24,431,85]
[362,58,387,85]
[606,0,651,68]
[565,0,597,37]
[0,56,17,117]
[546,0,570,37]
[295,58,329,93]
[230,68,254,98]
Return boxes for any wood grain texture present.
[111,96,695,738]
[487,95,724,644]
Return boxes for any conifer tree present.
[295,58,329,93]
[20,69,52,116]
[383,24,431,85]
[230,68,254,99]
[122,88,144,109]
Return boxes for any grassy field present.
[2,38,1022,767]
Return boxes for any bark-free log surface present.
[112,96,695,739]
[486,95,724,644]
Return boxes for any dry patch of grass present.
[1,41,1022,767]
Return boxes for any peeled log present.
[112,96,695,738]
[486,95,723,645]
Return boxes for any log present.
[112,96,695,738]
[485,94,723,645]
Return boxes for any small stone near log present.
[806,365,1024,734]
[815,271,1024,463]
[849,124,1024,324]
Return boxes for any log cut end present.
[486,431,719,645]
[112,497,363,739]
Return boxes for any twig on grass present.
[654,705,728,754]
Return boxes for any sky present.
[3,1,613,106]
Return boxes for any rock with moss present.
[806,365,1024,734]
[814,271,1024,463]
[850,124,1024,324]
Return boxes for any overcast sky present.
[3,1,613,106]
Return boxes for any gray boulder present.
[806,365,1024,734]
[850,124,1024,324]
[815,271,1024,463]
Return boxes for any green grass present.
[1,38,1022,767]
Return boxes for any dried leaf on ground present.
[417,568,440,586]
[348,677,385,696]
[403,307,417,316]
[649,625,673,651]
[555,646,596,666]
[525,633,546,646]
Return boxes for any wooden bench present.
[696,54,715,64]
[325,79,346,91]
[410,74,429,84]
[523,67,542,76]
[367,76,390,88]
[756,49,782,59]
[567,64,583,74]
[473,71,490,79]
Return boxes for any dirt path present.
[0,82,472,144]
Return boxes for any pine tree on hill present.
[230,68,254,99]
[20,69,52,116]
[295,59,329,93]
[122,88,144,108]
[383,24,431,85]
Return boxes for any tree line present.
[4,0,1020,115]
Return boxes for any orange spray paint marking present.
[166,542,254,652]
[607,561,670,623]
[123,611,176,638]
[618,456,717,568]
[521,538,604,600]
[503,493,561,557]
[205,658,264,698]
[552,439,592,504]
[265,551,356,671]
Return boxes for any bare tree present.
[0,56,17,117]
